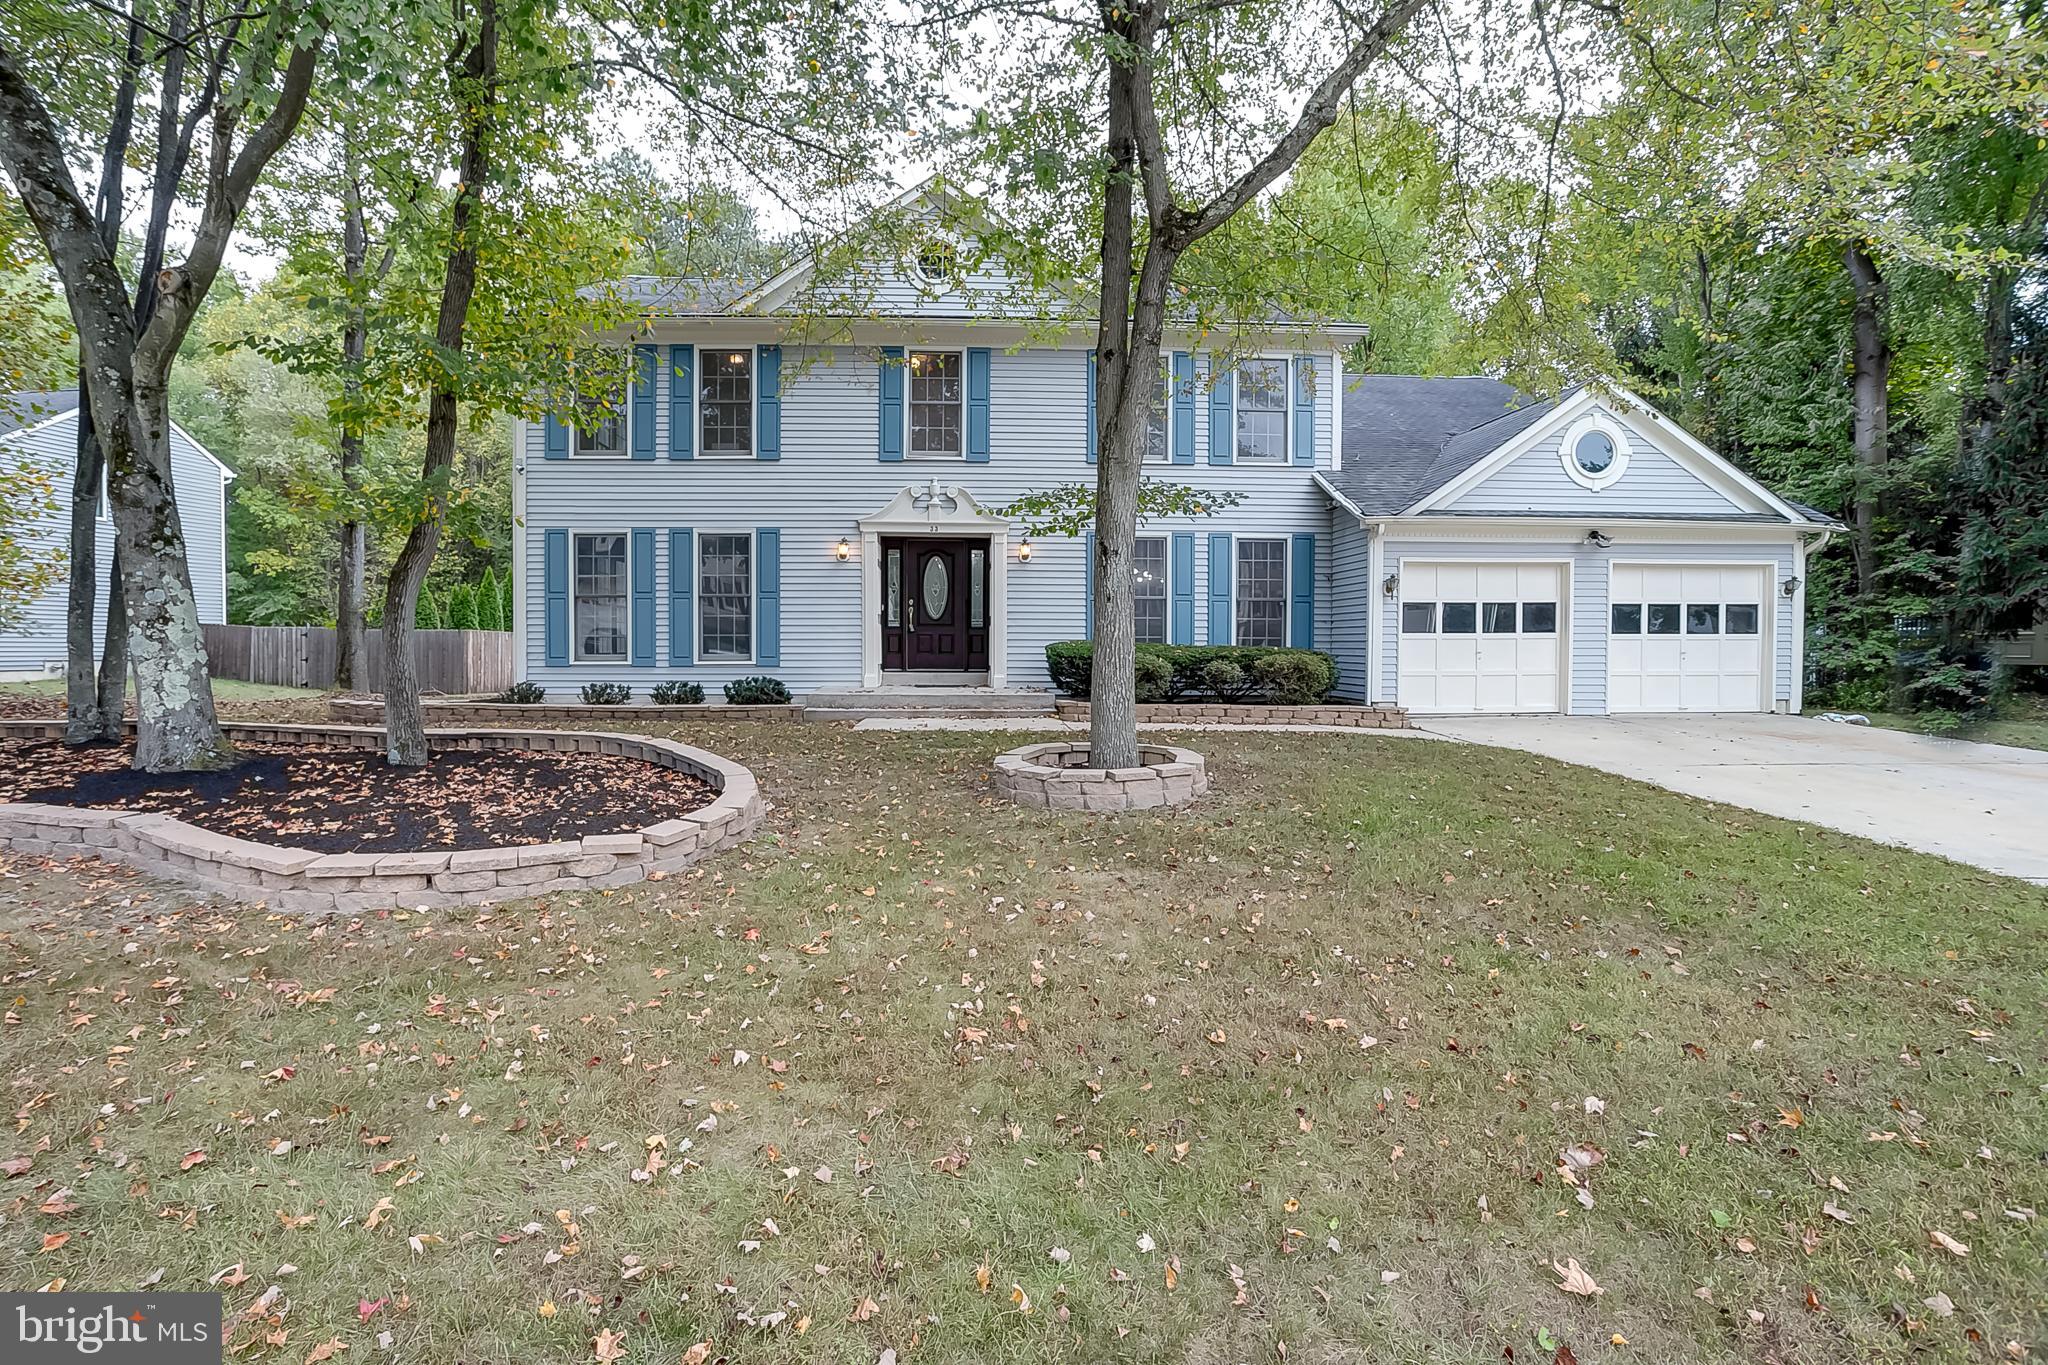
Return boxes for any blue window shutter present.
[966,347,992,463]
[1083,531,1095,640]
[630,528,657,664]
[756,528,781,665]
[1208,362,1233,465]
[667,529,693,665]
[631,346,657,459]
[878,347,904,461]
[1171,351,1195,464]
[544,414,568,460]
[1085,351,1097,464]
[757,345,781,461]
[1292,356,1316,466]
[543,529,569,664]
[1290,533,1316,648]
[1170,532,1195,644]
[667,345,693,460]
[1207,533,1233,644]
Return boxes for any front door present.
[881,536,990,674]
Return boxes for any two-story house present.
[513,191,1839,715]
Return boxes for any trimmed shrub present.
[650,680,706,705]
[579,681,632,705]
[492,681,546,704]
[724,676,792,705]
[1251,650,1337,704]
[1042,640,1339,705]
[1133,651,1173,703]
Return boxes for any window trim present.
[695,527,760,665]
[697,343,758,460]
[573,375,630,459]
[903,347,967,462]
[1144,361,1175,466]
[568,529,634,665]
[1132,532,1172,644]
[1558,410,1632,490]
[1231,354,1294,466]
[1228,533,1290,647]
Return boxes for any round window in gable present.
[914,242,955,284]
[1574,430,1617,475]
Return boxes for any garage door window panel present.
[1726,603,1760,634]
[1482,602,1516,633]
[1522,602,1557,633]
[1687,604,1721,634]
[1611,604,1642,634]
[1441,602,1477,634]
[1647,604,1681,634]
[1401,602,1436,633]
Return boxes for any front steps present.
[801,687,1056,723]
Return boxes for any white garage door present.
[1608,563,1768,712]
[1397,562,1564,713]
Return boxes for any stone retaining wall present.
[327,698,803,726]
[992,741,1208,812]
[0,721,766,913]
[1052,699,1408,728]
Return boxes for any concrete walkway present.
[852,716,1447,738]
[1413,713,2048,884]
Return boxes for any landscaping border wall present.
[1051,699,1409,728]
[0,721,767,914]
[326,698,803,726]
[992,741,1208,811]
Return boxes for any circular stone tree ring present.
[991,741,1208,811]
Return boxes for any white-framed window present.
[1234,357,1290,464]
[698,531,755,662]
[700,348,754,457]
[1144,363,1172,465]
[1559,410,1631,490]
[1134,535,1169,643]
[572,531,630,661]
[908,349,964,458]
[575,380,627,458]
[1234,537,1287,646]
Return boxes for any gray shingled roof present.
[1323,376,1545,515]
[0,389,80,438]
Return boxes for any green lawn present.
[0,722,2040,1364]
[1854,692,2048,753]
[0,677,325,704]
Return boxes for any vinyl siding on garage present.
[0,411,228,678]
[518,344,1339,695]
[1377,536,1797,713]
[1435,427,1748,517]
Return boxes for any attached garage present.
[1396,561,1565,713]
[1607,563,1769,712]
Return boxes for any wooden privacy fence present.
[203,625,516,696]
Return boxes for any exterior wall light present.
[1018,537,1033,562]
[836,538,851,562]
[1585,529,1613,549]
[1381,572,1399,596]
[1782,576,1801,598]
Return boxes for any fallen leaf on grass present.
[364,1197,395,1231]
[680,1344,714,1365]
[1552,1259,1604,1297]
[974,1259,992,1294]
[179,1150,207,1171]
[38,1233,69,1253]
[1008,1285,1030,1314]
[304,1338,347,1363]
[2,1155,32,1177]
[1928,1230,1969,1257]
[850,1296,879,1322]
[1923,1292,1955,1318]
[357,1299,388,1323]
[592,1328,626,1362]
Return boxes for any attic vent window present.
[914,243,954,284]
[1558,410,1631,491]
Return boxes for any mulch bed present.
[0,740,717,854]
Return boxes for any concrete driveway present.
[1413,713,2048,884]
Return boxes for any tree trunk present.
[383,0,496,767]
[64,387,107,743]
[94,540,128,740]
[336,136,370,692]
[1844,240,1888,597]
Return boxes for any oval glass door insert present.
[921,555,950,620]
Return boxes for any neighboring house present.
[514,188,1840,714]
[0,390,232,681]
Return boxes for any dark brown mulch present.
[0,740,717,854]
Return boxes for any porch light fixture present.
[1585,529,1613,549]
[1781,575,1801,598]
[1018,537,1033,562]
[1380,572,1399,597]
[835,538,851,561]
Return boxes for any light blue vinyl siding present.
[0,410,228,678]
[1437,421,1748,517]
[1376,536,1798,712]
[1327,517,1372,700]
[518,344,1339,695]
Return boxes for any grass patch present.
[0,723,2040,1364]
[0,677,324,704]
